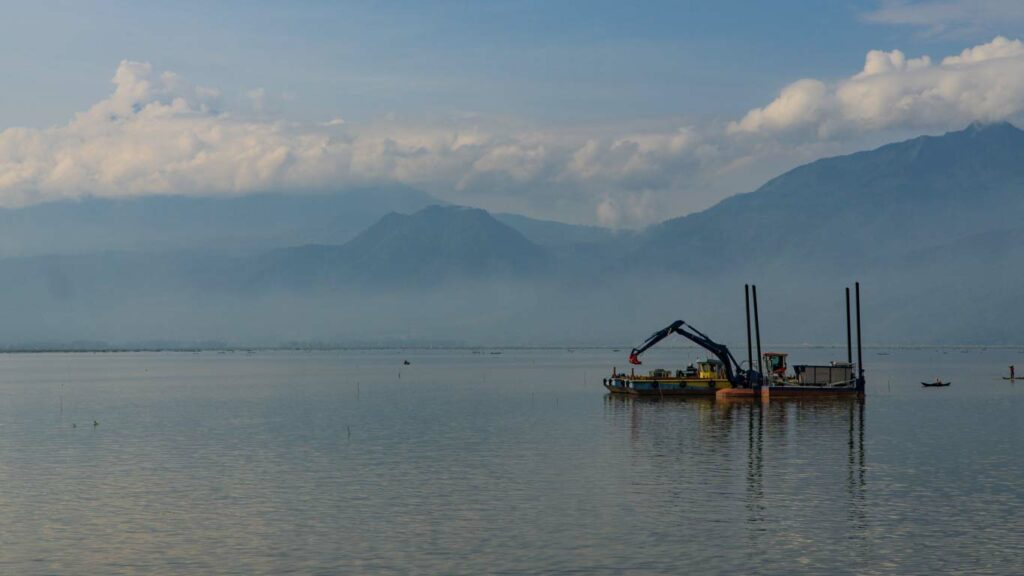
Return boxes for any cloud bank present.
[729,36,1024,137]
[0,61,354,206]
[2,38,1023,226]
[0,61,712,226]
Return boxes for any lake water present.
[0,347,1021,574]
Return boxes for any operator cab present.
[763,352,788,376]
[697,359,726,379]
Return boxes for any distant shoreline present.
[0,344,1021,354]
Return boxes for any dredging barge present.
[603,283,866,398]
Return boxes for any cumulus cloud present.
[0,61,712,226]
[12,40,1016,229]
[727,80,829,136]
[942,35,1024,63]
[0,61,356,205]
[728,37,1024,137]
[471,143,549,182]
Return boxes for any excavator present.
[606,283,866,397]
[626,320,755,389]
[612,318,858,397]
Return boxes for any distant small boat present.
[921,381,951,387]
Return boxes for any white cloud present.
[564,127,702,185]
[941,35,1024,64]
[864,1,1024,36]
[0,61,355,206]
[594,192,655,228]
[471,143,549,182]
[729,37,1024,137]
[0,61,712,227]
[10,40,1016,230]
[727,80,829,135]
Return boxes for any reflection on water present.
[604,395,867,553]
[600,383,1024,574]
[0,349,1021,574]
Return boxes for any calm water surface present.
[0,348,1021,574]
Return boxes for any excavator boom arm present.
[628,320,745,385]
[628,320,685,364]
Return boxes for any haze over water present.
[0,348,1020,574]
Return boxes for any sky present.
[1,0,1023,227]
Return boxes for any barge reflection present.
[603,395,866,531]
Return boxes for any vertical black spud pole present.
[753,284,763,388]
[855,281,864,392]
[745,284,753,379]
[846,287,852,365]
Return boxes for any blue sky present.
[0,1,983,125]
[1,1,1023,225]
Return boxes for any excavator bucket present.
[628,352,642,365]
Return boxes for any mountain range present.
[1,122,1022,346]
[635,121,1024,272]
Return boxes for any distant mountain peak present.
[368,204,505,230]
[949,120,1023,142]
[332,204,547,283]
[416,204,490,217]
[962,119,1019,132]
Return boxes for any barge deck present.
[605,282,866,400]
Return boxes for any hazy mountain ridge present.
[339,206,549,280]
[1,123,1023,345]
[636,122,1024,272]
[493,213,627,247]
[253,205,549,288]
[0,184,620,259]
[0,186,443,257]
